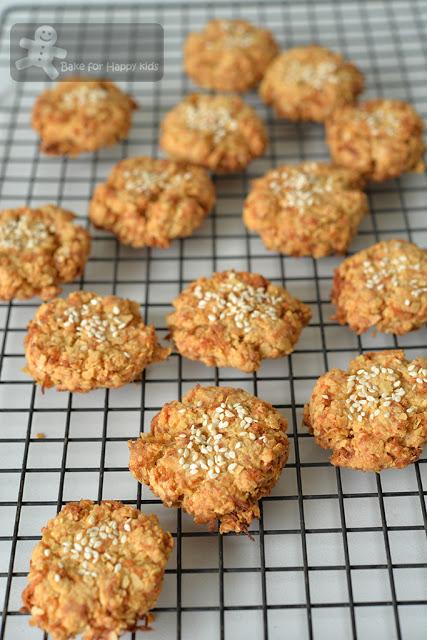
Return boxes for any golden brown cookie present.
[243,162,368,257]
[160,93,267,173]
[129,385,289,533]
[89,157,215,248]
[304,350,427,472]
[184,19,279,92]
[259,45,363,122]
[0,205,91,301]
[24,290,170,392]
[32,77,137,156]
[326,99,425,181]
[332,239,427,335]
[22,500,173,640]
[167,270,311,372]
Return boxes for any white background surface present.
[0,1,426,639]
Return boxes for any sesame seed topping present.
[122,166,193,194]
[56,515,133,580]
[361,243,426,303]
[345,362,421,423]
[194,271,287,335]
[206,21,256,49]
[284,59,340,89]
[175,397,264,479]
[267,166,338,211]
[357,107,399,136]
[0,214,52,250]
[60,297,131,343]
[184,104,238,143]
[62,85,108,109]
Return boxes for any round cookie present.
[184,19,279,93]
[32,77,137,156]
[0,205,91,301]
[89,157,215,248]
[22,500,173,640]
[326,99,425,182]
[259,45,363,122]
[243,162,368,257]
[304,350,427,472]
[332,239,427,335]
[24,290,170,392]
[129,385,289,533]
[160,93,267,173]
[167,270,312,372]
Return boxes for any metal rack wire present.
[0,1,426,639]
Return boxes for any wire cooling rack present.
[0,1,426,639]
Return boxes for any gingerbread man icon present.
[15,25,67,80]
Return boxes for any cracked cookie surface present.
[89,156,215,248]
[243,162,368,257]
[160,93,267,173]
[332,239,427,334]
[0,205,90,300]
[32,77,137,156]
[326,99,425,181]
[25,290,170,392]
[167,270,311,372]
[129,385,289,533]
[259,45,363,122]
[22,500,173,640]
[184,19,278,92]
[304,350,427,472]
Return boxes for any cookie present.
[304,350,427,472]
[129,385,288,533]
[24,290,170,392]
[167,270,311,372]
[184,19,279,92]
[326,99,425,181]
[32,77,137,156]
[22,500,173,640]
[0,205,91,301]
[89,157,215,248]
[332,239,427,335]
[160,93,267,173]
[243,162,368,257]
[259,45,363,122]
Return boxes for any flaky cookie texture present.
[24,290,170,392]
[326,99,425,181]
[332,239,427,335]
[167,270,311,372]
[160,93,267,173]
[259,45,363,122]
[184,19,279,92]
[304,350,427,472]
[22,500,173,640]
[89,157,215,248]
[129,385,289,533]
[243,162,368,257]
[32,77,137,156]
[0,205,91,301]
